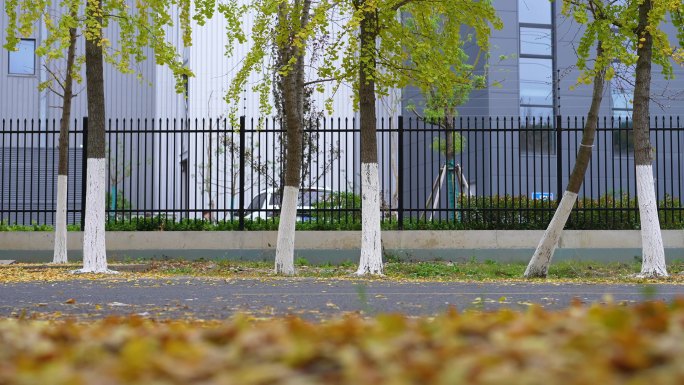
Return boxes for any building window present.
[519,58,553,105]
[519,0,555,154]
[520,27,552,56]
[611,63,634,155]
[8,39,36,75]
[520,107,555,154]
[519,0,551,24]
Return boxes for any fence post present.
[80,117,88,231]
[238,116,246,231]
[556,115,563,204]
[397,115,404,230]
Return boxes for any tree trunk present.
[53,25,77,264]
[75,0,116,274]
[632,0,667,278]
[274,1,310,275]
[525,44,607,278]
[357,12,383,276]
[274,61,304,276]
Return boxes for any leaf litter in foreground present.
[1,299,684,384]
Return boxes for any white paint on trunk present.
[357,162,383,275]
[52,175,68,264]
[275,185,298,275]
[635,165,668,277]
[73,158,117,274]
[525,191,577,278]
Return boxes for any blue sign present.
[531,192,554,200]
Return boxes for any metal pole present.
[556,114,563,204]
[238,116,246,230]
[397,116,404,230]
[80,117,88,231]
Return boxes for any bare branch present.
[46,84,64,98]
[43,65,66,91]
[303,77,339,87]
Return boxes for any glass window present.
[520,106,554,123]
[611,65,634,110]
[612,110,632,122]
[520,27,552,56]
[8,39,36,75]
[519,58,553,105]
[612,111,633,155]
[611,63,634,156]
[299,190,329,207]
[519,106,555,154]
[248,192,267,210]
[519,0,551,24]
[269,192,281,206]
[611,90,632,110]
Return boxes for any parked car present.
[229,187,334,221]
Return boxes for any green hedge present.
[1,194,682,231]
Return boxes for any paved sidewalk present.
[1,278,683,320]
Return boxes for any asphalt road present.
[1,278,683,320]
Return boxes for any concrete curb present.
[2,230,684,250]
[1,230,683,263]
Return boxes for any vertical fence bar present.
[397,116,404,230]
[80,117,88,230]
[556,114,563,204]
[0,120,4,224]
[22,120,28,224]
[136,119,141,225]
[238,116,246,230]
[9,120,14,224]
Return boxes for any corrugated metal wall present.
[0,11,42,118]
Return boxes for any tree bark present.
[274,0,310,275]
[525,44,607,278]
[632,0,667,278]
[53,25,77,264]
[357,10,383,275]
[75,0,116,274]
[275,62,304,275]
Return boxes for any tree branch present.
[303,77,339,87]
[43,65,66,91]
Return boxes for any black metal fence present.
[1,116,682,230]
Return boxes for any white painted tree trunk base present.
[275,186,298,276]
[52,175,68,264]
[525,191,578,278]
[70,268,119,275]
[357,163,384,276]
[635,165,668,278]
[78,158,115,274]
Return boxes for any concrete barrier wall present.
[1,231,683,263]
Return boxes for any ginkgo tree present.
[5,0,196,273]
[525,0,629,278]
[209,0,337,275]
[35,8,81,264]
[406,22,486,219]
[628,0,682,277]
[525,0,683,278]
[322,0,501,275]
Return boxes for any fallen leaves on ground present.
[2,300,684,384]
[2,261,684,284]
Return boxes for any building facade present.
[400,0,684,218]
